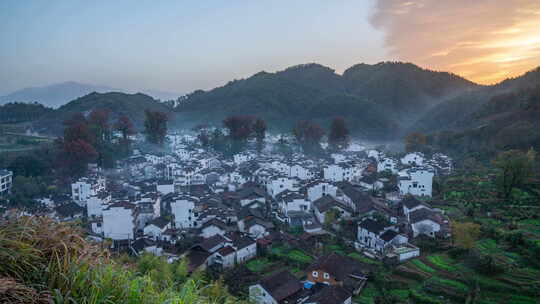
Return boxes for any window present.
[323,273,330,279]
[312,271,318,277]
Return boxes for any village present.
[0,128,454,304]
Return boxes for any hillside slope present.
[0,81,118,108]
[35,92,171,135]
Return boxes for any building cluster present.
[16,132,455,304]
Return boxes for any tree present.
[63,114,93,144]
[209,128,227,153]
[404,132,427,153]
[453,221,481,250]
[223,115,255,141]
[198,129,210,147]
[492,149,536,199]
[8,154,49,177]
[60,139,98,176]
[144,109,168,145]
[328,117,350,150]
[114,115,134,140]
[253,118,267,142]
[88,109,111,145]
[293,120,325,154]
[253,118,267,153]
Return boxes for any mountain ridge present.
[0,81,181,108]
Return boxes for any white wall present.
[103,207,135,240]
[399,169,434,197]
[171,198,196,228]
[307,183,337,202]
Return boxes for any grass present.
[427,276,469,294]
[426,254,458,272]
[476,238,499,254]
[246,258,271,273]
[389,289,409,300]
[347,252,382,265]
[354,283,376,304]
[409,259,436,273]
[0,216,247,304]
[287,249,313,264]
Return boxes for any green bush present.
[0,216,246,304]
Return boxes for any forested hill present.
[0,102,54,124]
[0,81,117,108]
[414,67,540,156]
[35,92,171,135]
[175,62,478,138]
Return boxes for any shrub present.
[0,216,247,304]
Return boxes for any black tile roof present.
[307,285,352,304]
[306,253,364,281]
[259,270,302,302]
[358,218,388,234]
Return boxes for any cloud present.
[371,0,540,84]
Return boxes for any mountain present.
[342,62,478,122]
[176,62,477,139]
[140,89,181,101]
[0,81,118,108]
[35,92,172,135]
[412,67,540,156]
[0,82,181,109]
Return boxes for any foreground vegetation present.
[0,216,245,304]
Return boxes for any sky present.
[1,0,539,95]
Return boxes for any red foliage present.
[144,110,168,145]
[114,115,135,139]
[253,118,267,141]
[328,117,350,150]
[293,120,325,147]
[223,115,257,140]
[63,139,98,163]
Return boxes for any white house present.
[243,218,274,239]
[233,152,255,165]
[71,176,106,207]
[313,195,353,224]
[398,167,434,197]
[0,169,13,196]
[410,208,442,238]
[175,148,191,160]
[200,218,229,238]
[357,219,405,253]
[102,201,136,240]
[303,181,338,202]
[367,149,383,161]
[265,176,296,198]
[377,157,398,174]
[143,217,171,240]
[86,192,111,218]
[401,196,430,218]
[170,195,199,229]
[276,191,311,217]
[215,246,237,268]
[401,152,425,166]
[323,164,354,182]
[289,164,315,180]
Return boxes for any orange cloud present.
[371,0,540,84]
